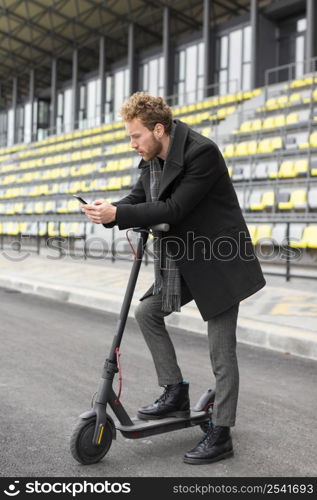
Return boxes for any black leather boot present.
[183,424,233,464]
[137,382,190,420]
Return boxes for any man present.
[82,92,266,465]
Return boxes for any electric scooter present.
[70,224,215,465]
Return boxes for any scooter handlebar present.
[149,223,170,232]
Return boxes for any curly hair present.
[119,92,173,135]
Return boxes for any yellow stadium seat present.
[121,175,132,187]
[271,137,283,151]
[257,138,272,154]
[34,201,44,214]
[239,121,252,133]
[223,144,235,157]
[279,190,306,210]
[247,141,257,155]
[247,224,257,245]
[262,117,276,129]
[306,226,317,248]
[289,92,301,105]
[277,95,288,107]
[278,161,296,178]
[275,115,286,127]
[265,97,278,110]
[286,112,299,125]
[261,191,275,209]
[292,189,307,209]
[309,132,317,147]
[252,119,262,131]
[255,224,273,244]
[19,222,29,234]
[294,159,308,176]
[250,191,274,211]
[235,142,249,156]
[107,177,122,190]
[48,222,59,237]
[291,225,317,248]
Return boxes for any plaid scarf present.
[150,155,181,313]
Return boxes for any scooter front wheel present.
[70,416,113,465]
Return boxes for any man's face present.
[125,118,162,161]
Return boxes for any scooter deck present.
[116,411,210,439]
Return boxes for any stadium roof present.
[0,0,284,103]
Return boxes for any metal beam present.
[50,58,57,135]
[203,0,211,98]
[250,0,258,89]
[99,36,106,124]
[12,76,18,144]
[128,23,138,96]
[163,6,173,99]
[29,69,35,143]
[71,49,78,131]
[306,0,317,70]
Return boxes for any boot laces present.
[198,422,218,447]
[155,386,170,404]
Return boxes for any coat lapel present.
[157,120,189,199]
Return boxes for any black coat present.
[110,120,266,321]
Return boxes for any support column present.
[203,0,211,97]
[163,6,173,101]
[29,69,35,142]
[306,0,317,72]
[71,49,78,130]
[12,76,18,144]
[99,36,106,124]
[50,58,57,135]
[128,23,138,95]
[250,0,258,89]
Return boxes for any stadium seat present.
[278,160,296,178]
[246,224,257,245]
[248,191,264,210]
[294,159,308,177]
[254,224,273,244]
[278,190,292,210]
[48,222,59,237]
[290,225,317,248]
[254,163,268,179]
[292,190,307,210]
[288,223,306,247]
[271,223,288,245]
[308,188,317,209]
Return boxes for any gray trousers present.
[134,293,239,427]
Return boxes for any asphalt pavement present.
[0,288,316,478]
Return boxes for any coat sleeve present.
[102,173,146,228]
[115,144,227,230]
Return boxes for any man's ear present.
[155,123,164,138]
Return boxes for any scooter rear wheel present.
[70,416,113,465]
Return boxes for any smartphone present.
[73,194,88,204]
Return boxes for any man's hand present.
[81,199,117,224]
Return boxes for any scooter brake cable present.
[126,229,138,258]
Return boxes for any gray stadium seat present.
[254,163,268,179]
[271,223,287,245]
[289,223,306,243]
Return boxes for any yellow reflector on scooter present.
[97,425,104,445]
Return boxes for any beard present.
[143,134,163,161]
